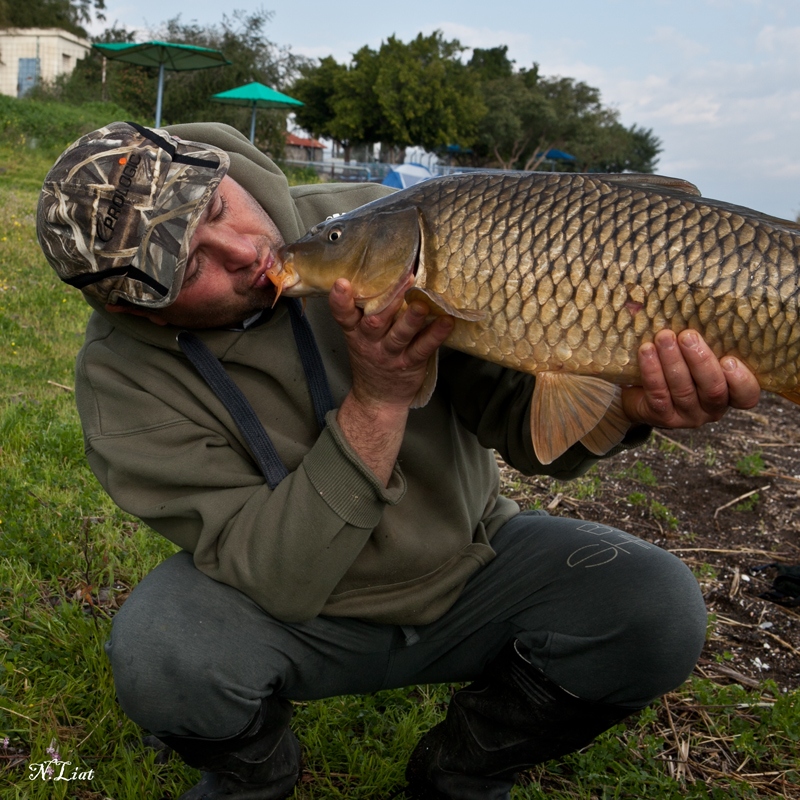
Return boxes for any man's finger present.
[721,356,762,409]
[329,279,362,332]
[676,330,729,414]
[405,315,454,364]
[382,301,431,355]
[653,329,699,412]
[636,338,674,419]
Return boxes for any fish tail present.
[779,389,800,407]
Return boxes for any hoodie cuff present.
[302,410,407,529]
[601,423,652,458]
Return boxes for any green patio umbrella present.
[92,41,231,128]
[210,82,304,143]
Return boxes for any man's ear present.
[104,303,169,326]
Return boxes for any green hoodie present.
[74,123,631,625]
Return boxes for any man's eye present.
[185,257,203,285]
[215,196,229,221]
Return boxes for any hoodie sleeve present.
[76,324,405,624]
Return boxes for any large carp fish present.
[268,171,800,465]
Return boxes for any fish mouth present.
[265,246,301,305]
[251,251,276,289]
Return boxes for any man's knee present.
[630,551,707,697]
[580,545,707,705]
[512,521,708,707]
[106,553,264,737]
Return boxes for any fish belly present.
[418,172,800,396]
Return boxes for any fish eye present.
[328,227,343,242]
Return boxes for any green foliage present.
[292,31,484,161]
[622,460,658,486]
[150,10,305,153]
[551,466,602,500]
[372,32,484,153]
[280,163,322,186]
[649,500,679,530]
[458,46,661,173]
[736,451,765,477]
[291,57,352,150]
[468,45,515,81]
[0,0,104,38]
[628,492,679,529]
[39,10,305,155]
[693,563,718,580]
[0,94,135,153]
[35,24,154,118]
[735,492,761,511]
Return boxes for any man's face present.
[140,175,285,329]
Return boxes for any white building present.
[0,28,90,98]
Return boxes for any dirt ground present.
[498,392,800,691]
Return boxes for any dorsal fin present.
[603,174,701,197]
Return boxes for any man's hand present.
[622,329,761,429]
[329,278,454,485]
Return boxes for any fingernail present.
[655,330,676,349]
[682,331,699,347]
[722,357,738,372]
[640,342,656,359]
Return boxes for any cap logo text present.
[96,153,142,243]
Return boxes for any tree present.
[468,45,514,81]
[292,51,380,163]
[0,0,105,38]
[372,32,484,158]
[38,23,150,111]
[151,10,306,154]
[291,31,483,163]
[466,54,661,174]
[470,65,557,170]
[44,9,306,157]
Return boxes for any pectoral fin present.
[779,388,800,406]
[411,350,438,409]
[404,287,487,322]
[579,388,629,456]
[530,373,625,465]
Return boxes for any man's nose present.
[210,230,258,272]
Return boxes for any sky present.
[89,0,800,221]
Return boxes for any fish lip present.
[251,251,276,289]
[263,247,301,302]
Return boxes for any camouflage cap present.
[36,121,230,308]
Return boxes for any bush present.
[0,95,138,150]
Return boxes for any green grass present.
[1,120,798,799]
[736,451,766,477]
[620,460,658,486]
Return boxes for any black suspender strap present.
[177,300,335,490]
[286,299,335,431]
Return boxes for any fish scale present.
[274,170,800,463]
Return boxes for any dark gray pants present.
[106,511,707,739]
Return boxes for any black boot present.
[157,695,301,800]
[405,640,636,800]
